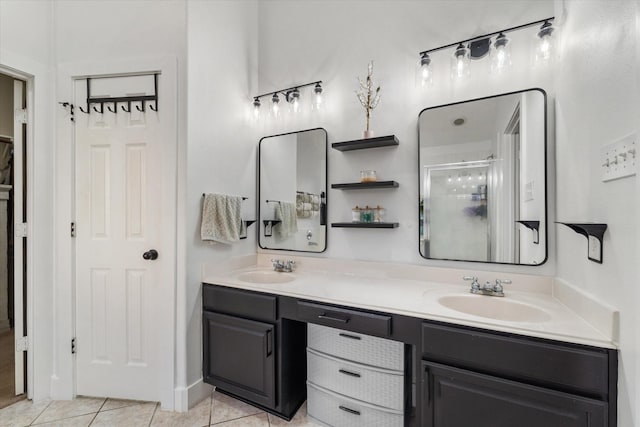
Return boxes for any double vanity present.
[202,255,617,427]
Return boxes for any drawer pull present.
[339,369,361,378]
[338,405,361,416]
[318,313,350,323]
[338,332,361,340]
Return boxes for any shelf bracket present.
[556,222,607,263]
[516,220,540,245]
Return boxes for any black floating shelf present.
[516,220,540,244]
[556,222,608,264]
[331,181,399,190]
[331,222,399,229]
[331,135,399,151]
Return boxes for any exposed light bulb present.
[312,83,323,111]
[451,43,470,80]
[252,97,261,121]
[419,53,433,87]
[535,21,555,64]
[491,33,511,74]
[287,88,301,114]
[271,93,280,118]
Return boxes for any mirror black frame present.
[257,127,328,253]
[417,88,548,266]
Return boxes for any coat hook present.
[107,103,117,113]
[136,102,145,112]
[92,103,104,114]
[121,101,131,113]
[79,105,89,114]
[149,102,157,112]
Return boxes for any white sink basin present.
[438,294,551,323]
[236,271,296,284]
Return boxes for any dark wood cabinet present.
[203,311,276,408]
[202,284,307,420]
[422,361,607,427]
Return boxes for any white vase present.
[363,130,375,139]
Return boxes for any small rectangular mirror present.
[419,89,547,265]
[259,128,327,252]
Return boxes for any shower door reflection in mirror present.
[419,89,547,265]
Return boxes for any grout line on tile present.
[32,412,98,426]
[211,413,264,426]
[147,402,159,427]
[28,400,53,426]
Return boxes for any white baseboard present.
[174,378,213,412]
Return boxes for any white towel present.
[200,193,242,244]
[275,202,298,238]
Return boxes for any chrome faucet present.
[271,259,296,273]
[464,276,511,297]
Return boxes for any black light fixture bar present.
[253,80,322,100]
[419,17,555,56]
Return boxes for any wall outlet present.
[588,235,602,263]
[601,134,636,182]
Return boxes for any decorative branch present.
[355,61,381,132]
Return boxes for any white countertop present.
[202,254,617,349]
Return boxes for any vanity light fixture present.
[535,20,555,64]
[251,80,324,121]
[312,83,323,110]
[271,93,280,119]
[417,17,554,86]
[451,43,470,80]
[491,32,512,73]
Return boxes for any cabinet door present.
[203,311,276,408]
[422,361,607,427]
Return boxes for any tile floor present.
[0,390,317,427]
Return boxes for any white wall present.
[554,0,639,425]
[0,0,55,403]
[256,0,556,276]
[185,0,258,400]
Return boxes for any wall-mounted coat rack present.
[556,222,608,263]
[77,73,159,115]
[516,220,540,244]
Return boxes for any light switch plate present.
[601,134,636,182]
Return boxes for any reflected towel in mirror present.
[275,202,298,238]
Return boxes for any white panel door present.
[74,76,168,401]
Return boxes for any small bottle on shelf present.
[351,206,361,222]
[374,205,385,222]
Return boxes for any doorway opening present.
[0,71,27,409]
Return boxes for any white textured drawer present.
[307,348,404,411]
[307,382,403,427]
[308,324,404,371]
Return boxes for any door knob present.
[143,249,158,260]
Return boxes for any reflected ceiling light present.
[251,80,324,122]
[417,16,554,86]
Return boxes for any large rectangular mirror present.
[419,89,547,265]
[259,128,327,252]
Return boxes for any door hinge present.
[15,223,27,238]
[16,336,28,352]
[70,222,76,238]
[71,338,76,354]
[15,108,27,124]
